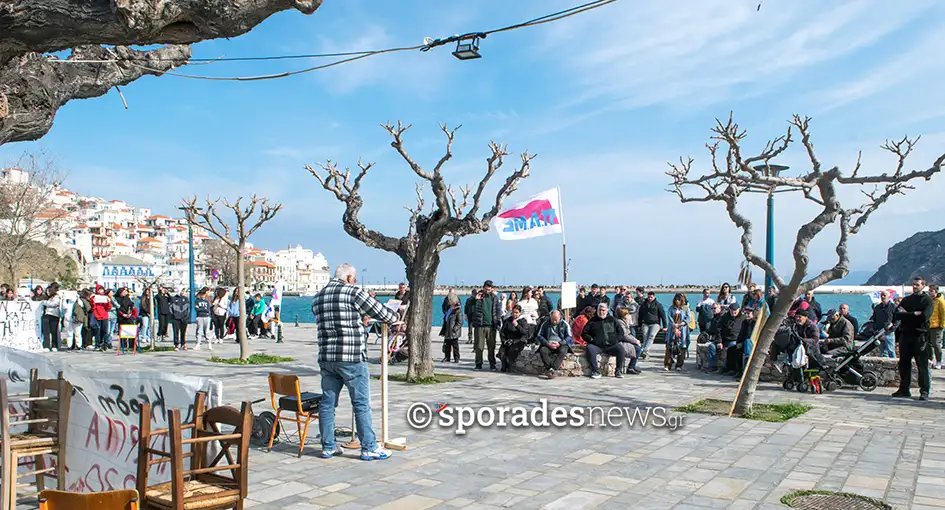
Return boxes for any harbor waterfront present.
[278,287,883,327]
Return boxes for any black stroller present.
[780,323,885,393]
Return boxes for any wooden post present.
[380,323,406,450]
[729,302,768,417]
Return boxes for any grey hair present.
[597,302,609,311]
[551,309,562,318]
[334,263,356,280]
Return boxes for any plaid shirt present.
[312,279,398,363]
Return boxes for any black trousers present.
[158,313,170,336]
[171,318,187,347]
[585,344,626,373]
[443,338,460,361]
[42,315,60,350]
[899,333,931,395]
[538,345,569,371]
[500,341,526,372]
[212,315,226,339]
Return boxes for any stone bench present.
[511,345,620,377]
[695,342,729,371]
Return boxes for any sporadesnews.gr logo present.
[406,398,685,435]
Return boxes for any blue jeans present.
[641,324,661,353]
[108,318,118,339]
[880,332,895,358]
[318,361,376,453]
[707,343,719,369]
[139,316,151,344]
[91,317,111,348]
[743,336,754,368]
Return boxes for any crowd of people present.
[434,279,941,391]
[3,281,280,353]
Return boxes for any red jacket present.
[571,315,589,346]
[90,293,112,321]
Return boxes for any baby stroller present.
[781,324,885,393]
[777,326,829,393]
[386,321,409,364]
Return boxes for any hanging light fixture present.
[452,34,483,60]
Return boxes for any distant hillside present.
[867,230,945,285]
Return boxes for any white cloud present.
[527,0,938,127]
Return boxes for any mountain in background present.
[867,229,945,285]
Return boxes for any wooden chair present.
[38,489,139,509]
[0,370,72,510]
[137,396,251,510]
[266,373,320,457]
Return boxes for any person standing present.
[464,288,477,345]
[440,293,462,363]
[156,287,171,342]
[311,263,398,461]
[928,285,945,369]
[90,285,112,350]
[194,288,212,350]
[227,288,241,340]
[471,280,502,371]
[211,288,229,344]
[70,289,89,351]
[170,288,190,351]
[869,291,898,358]
[139,287,153,348]
[116,287,138,351]
[107,289,119,345]
[41,283,63,352]
[638,291,666,360]
[696,289,716,332]
[664,293,689,371]
[893,277,934,400]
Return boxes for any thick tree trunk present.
[404,251,439,381]
[733,286,800,415]
[236,248,248,361]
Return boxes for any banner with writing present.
[490,188,564,241]
[0,299,44,351]
[0,348,223,492]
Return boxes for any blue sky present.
[3,0,945,286]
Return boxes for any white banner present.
[490,188,564,241]
[561,282,577,309]
[0,299,44,352]
[0,348,223,492]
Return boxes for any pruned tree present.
[0,0,322,147]
[668,114,945,414]
[200,239,248,286]
[0,151,67,284]
[180,195,282,360]
[306,122,536,381]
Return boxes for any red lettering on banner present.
[86,412,100,450]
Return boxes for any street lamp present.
[177,206,196,324]
[751,164,790,294]
[361,268,367,290]
[452,34,483,60]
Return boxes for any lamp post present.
[751,164,790,294]
[178,207,196,324]
[361,268,367,290]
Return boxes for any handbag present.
[790,343,808,369]
[687,306,697,330]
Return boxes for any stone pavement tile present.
[575,453,616,465]
[775,478,815,491]
[918,475,945,486]
[371,495,442,510]
[678,495,736,509]
[694,477,750,499]
[542,490,612,509]
[680,468,719,483]
[252,482,317,503]
[844,475,891,490]
[914,496,945,507]
[310,492,358,507]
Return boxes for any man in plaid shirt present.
[312,263,398,461]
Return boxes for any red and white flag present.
[490,188,564,241]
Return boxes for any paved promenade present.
[36,325,945,510]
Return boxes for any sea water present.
[277,292,876,329]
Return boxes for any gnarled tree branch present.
[0,44,190,145]
[0,0,322,66]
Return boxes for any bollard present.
[295,314,299,327]
[276,321,284,343]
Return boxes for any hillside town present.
[2,166,330,294]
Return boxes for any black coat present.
[897,292,934,335]
[500,316,528,344]
[582,315,620,348]
[170,295,190,321]
[156,293,171,315]
[639,300,666,327]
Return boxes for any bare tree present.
[200,239,248,286]
[0,152,67,284]
[180,196,281,360]
[0,0,322,147]
[306,122,535,381]
[668,114,945,414]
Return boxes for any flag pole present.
[557,186,569,321]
